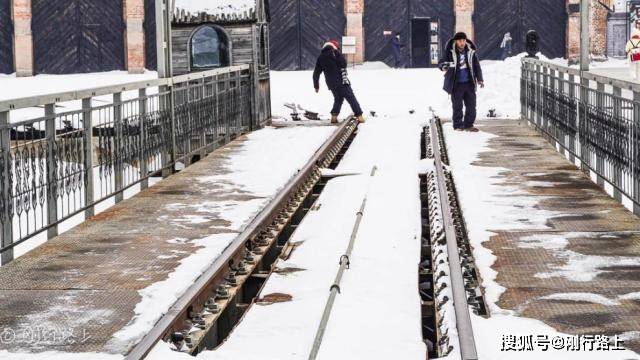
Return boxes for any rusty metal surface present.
[0,127,331,355]
[469,119,640,353]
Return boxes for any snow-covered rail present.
[420,116,487,360]
[126,118,359,359]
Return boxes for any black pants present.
[452,82,477,129]
[331,85,363,117]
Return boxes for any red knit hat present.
[323,40,340,50]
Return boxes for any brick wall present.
[455,0,474,39]
[567,0,610,62]
[344,0,364,63]
[13,0,33,77]
[124,0,146,73]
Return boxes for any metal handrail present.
[0,65,256,264]
[521,57,640,216]
[0,65,250,113]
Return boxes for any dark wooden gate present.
[144,0,157,70]
[474,0,567,60]
[0,0,13,74]
[269,0,345,70]
[364,0,454,66]
[32,0,125,74]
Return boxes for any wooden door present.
[269,0,345,70]
[364,0,453,67]
[32,0,125,74]
[474,0,567,60]
[144,0,157,70]
[0,0,13,74]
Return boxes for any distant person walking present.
[313,40,365,124]
[500,32,513,60]
[391,33,405,68]
[626,29,640,80]
[438,32,484,132]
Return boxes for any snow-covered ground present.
[273,55,525,123]
[0,71,158,102]
[0,71,159,123]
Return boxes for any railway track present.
[419,115,487,360]
[124,114,484,360]
[125,118,359,359]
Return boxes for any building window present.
[259,25,268,68]
[190,25,230,70]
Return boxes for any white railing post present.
[82,97,95,218]
[139,88,149,189]
[113,93,124,203]
[45,103,58,240]
[0,111,13,264]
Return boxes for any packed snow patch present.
[539,293,621,306]
[620,292,640,301]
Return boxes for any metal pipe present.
[308,196,368,360]
[429,117,478,360]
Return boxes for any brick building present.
[271,0,614,70]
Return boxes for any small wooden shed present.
[171,0,271,125]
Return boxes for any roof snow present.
[173,0,256,17]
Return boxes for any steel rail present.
[429,117,478,360]
[125,118,357,360]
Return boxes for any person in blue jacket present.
[438,32,484,132]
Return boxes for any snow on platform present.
[0,125,335,359]
[444,119,640,359]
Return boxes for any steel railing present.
[521,58,640,216]
[0,65,256,264]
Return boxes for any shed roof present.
[173,0,258,24]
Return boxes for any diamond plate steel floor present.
[0,131,319,356]
[468,120,640,353]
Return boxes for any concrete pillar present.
[455,0,474,40]
[12,0,33,77]
[124,0,146,73]
[344,0,364,64]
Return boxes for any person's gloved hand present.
[341,69,351,86]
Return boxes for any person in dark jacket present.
[313,40,365,124]
[438,32,484,132]
[391,33,404,68]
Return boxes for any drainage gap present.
[419,125,452,358]
[169,123,359,356]
[418,119,488,359]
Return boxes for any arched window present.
[259,24,268,68]
[190,25,230,70]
